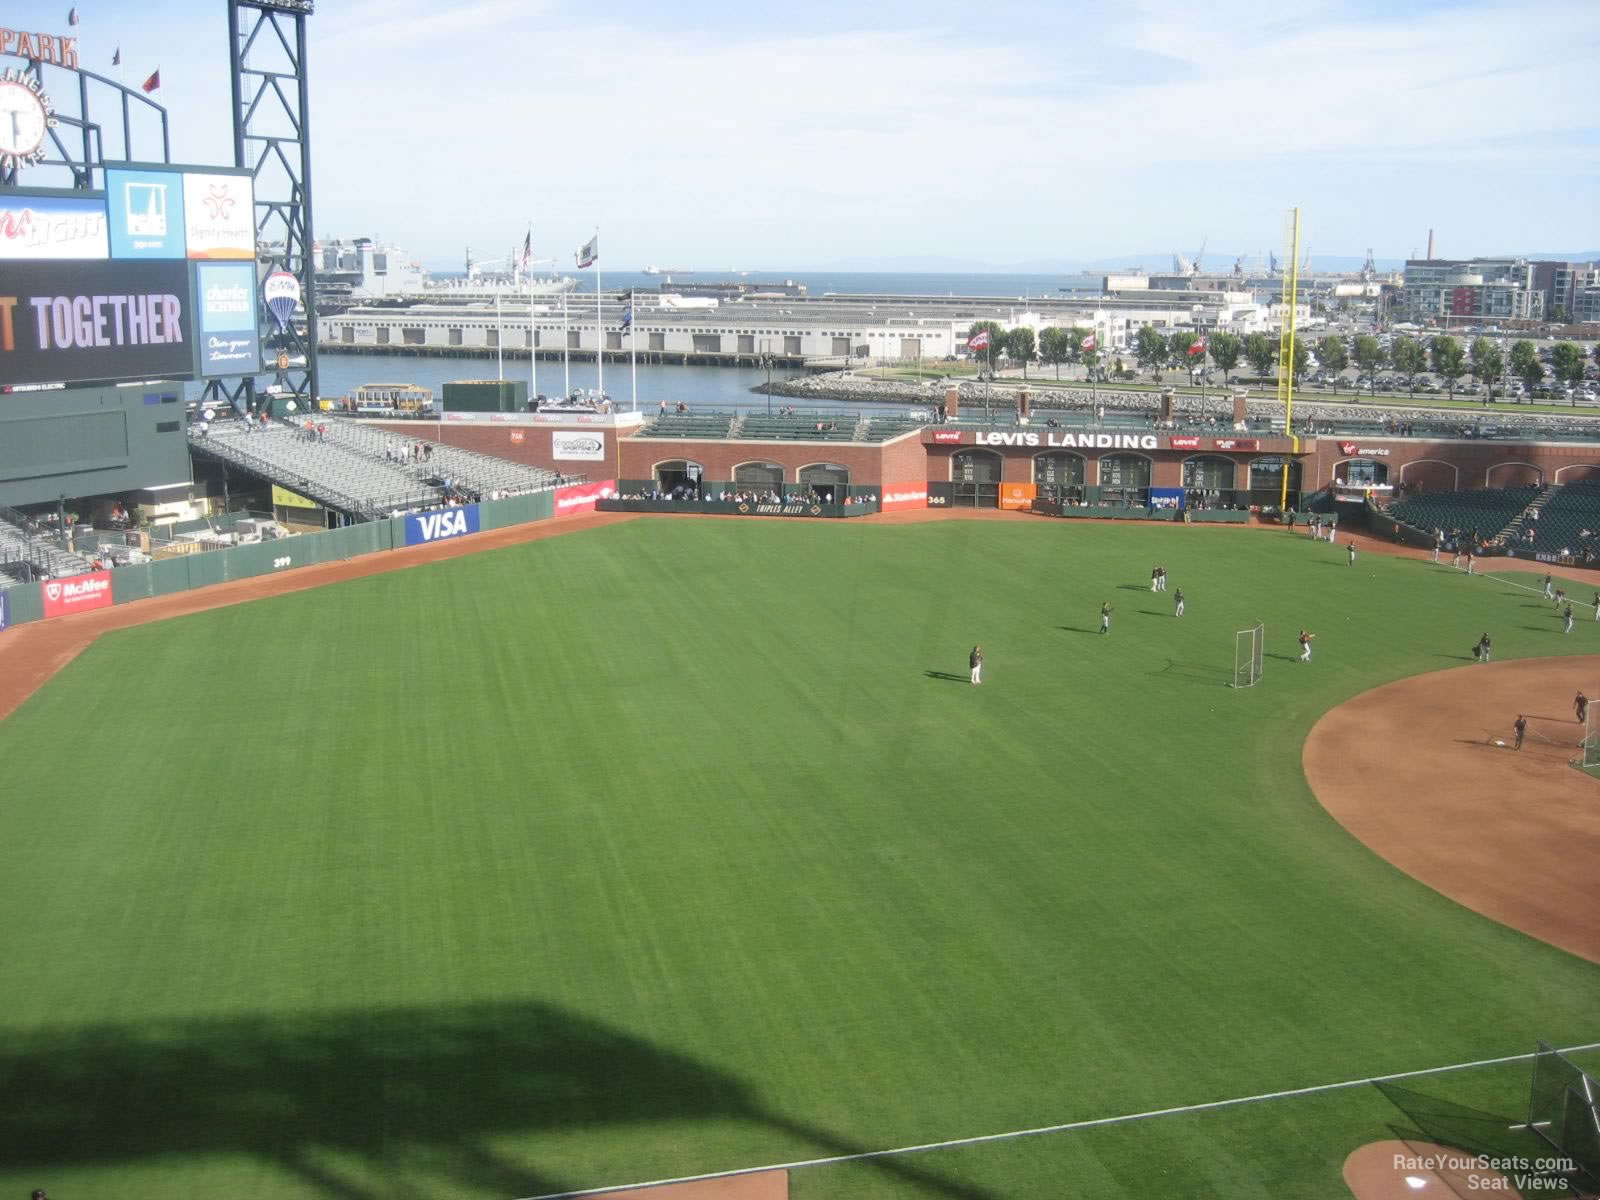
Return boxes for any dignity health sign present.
[196,262,260,377]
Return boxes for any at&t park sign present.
[0,27,78,68]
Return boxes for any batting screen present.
[1232,623,1264,689]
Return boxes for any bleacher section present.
[193,420,446,518]
[0,513,96,585]
[1510,482,1600,558]
[639,412,736,439]
[1389,486,1540,543]
[860,415,926,441]
[322,419,566,498]
[737,413,858,441]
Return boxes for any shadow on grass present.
[1056,626,1099,634]
[1151,659,1228,685]
[1134,609,1169,617]
[1265,652,1302,663]
[1432,654,1477,662]
[1520,626,1559,633]
[0,1000,1005,1200]
[924,670,969,683]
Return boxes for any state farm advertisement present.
[879,484,928,512]
[554,480,616,515]
[41,570,113,619]
[0,259,194,386]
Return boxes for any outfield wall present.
[0,490,556,630]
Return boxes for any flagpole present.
[594,228,603,402]
[526,225,537,407]
[630,299,638,412]
[562,283,570,400]
[496,295,504,381]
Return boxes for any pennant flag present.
[520,231,531,269]
[68,7,79,25]
[575,235,597,268]
[1187,338,1207,356]
[620,304,633,330]
[1080,333,1097,352]
[112,47,121,66]
[966,330,992,353]
[141,69,160,93]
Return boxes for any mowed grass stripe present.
[0,519,1595,1200]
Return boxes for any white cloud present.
[294,0,1600,265]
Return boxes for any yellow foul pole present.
[1277,207,1302,511]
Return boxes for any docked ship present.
[642,266,693,276]
[310,238,578,313]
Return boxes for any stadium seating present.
[0,513,97,585]
[736,413,859,441]
[320,419,566,498]
[1389,486,1540,543]
[639,412,736,438]
[1505,481,1600,558]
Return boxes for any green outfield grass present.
[1,520,1596,1200]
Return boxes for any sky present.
[36,0,1600,271]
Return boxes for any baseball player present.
[1298,629,1315,662]
[1564,604,1575,634]
[1575,692,1589,724]
[1157,567,1167,593]
[1432,530,1443,563]
[1174,588,1185,617]
[1348,543,1356,566]
[1100,602,1113,634]
[1451,546,1463,569]
[1592,591,1599,621]
[1513,714,1527,750]
[1543,574,1555,600]
[1477,632,1492,663]
[1554,586,1566,609]
[969,644,983,685]
[1466,549,1475,575]
[1151,566,1161,592]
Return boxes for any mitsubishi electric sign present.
[404,505,481,546]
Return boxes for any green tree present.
[1390,336,1426,395]
[1509,339,1542,392]
[1134,325,1167,374]
[1429,335,1466,399]
[1207,332,1242,385]
[1316,336,1348,392]
[1551,341,1585,404]
[1037,327,1070,380]
[1469,336,1504,400]
[1290,342,1311,382]
[1006,326,1037,380]
[1352,334,1383,395]
[1243,333,1276,379]
[965,320,1004,374]
[1065,326,1093,378]
[1167,332,1200,382]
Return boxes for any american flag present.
[1188,338,1208,356]
[1080,333,1097,352]
[966,330,992,352]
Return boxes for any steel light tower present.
[213,0,318,418]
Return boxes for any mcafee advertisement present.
[879,484,928,512]
[41,570,113,619]
[554,480,617,515]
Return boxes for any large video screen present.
[0,192,109,259]
[0,259,196,386]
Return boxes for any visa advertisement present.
[0,259,194,386]
[195,261,261,377]
[0,193,110,260]
[404,505,481,546]
[106,167,187,258]
[182,172,256,260]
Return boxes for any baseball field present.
[1,516,1596,1200]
